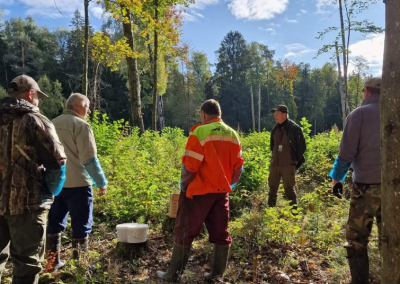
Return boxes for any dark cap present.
[7,75,48,98]
[362,77,382,91]
[270,104,288,114]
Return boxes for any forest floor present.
[2,222,378,284]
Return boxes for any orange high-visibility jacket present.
[183,118,244,199]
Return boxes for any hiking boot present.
[72,237,89,259]
[346,246,369,284]
[156,243,191,282]
[204,244,230,282]
[45,233,64,272]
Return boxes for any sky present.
[1,0,386,75]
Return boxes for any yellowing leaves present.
[91,32,141,72]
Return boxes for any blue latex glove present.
[45,165,66,196]
[329,157,351,182]
[84,157,108,188]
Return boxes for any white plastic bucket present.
[127,224,149,243]
[116,223,137,243]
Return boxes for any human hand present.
[98,186,107,196]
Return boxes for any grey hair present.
[66,93,89,110]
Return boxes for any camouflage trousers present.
[345,183,381,250]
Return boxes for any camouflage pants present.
[0,209,47,284]
[345,183,381,250]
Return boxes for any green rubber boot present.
[204,244,230,282]
[45,234,64,272]
[156,243,191,282]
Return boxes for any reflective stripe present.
[184,150,204,161]
[237,150,242,158]
[200,135,240,146]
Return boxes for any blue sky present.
[1,0,385,75]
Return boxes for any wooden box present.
[169,193,180,218]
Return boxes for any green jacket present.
[0,97,66,215]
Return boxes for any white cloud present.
[228,0,289,21]
[90,6,103,20]
[2,9,11,16]
[181,9,205,22]
[190,0,219,10]
[348,34,384,76]
[266,28,275,33]
[181,0,218,22]
[285,43,307,51]
[19,0,84,18]
[284,52,297,58]
[285,43,316,58]
[182,10,197,22]
[258,27,276,35]
[269,23,281,27]
[297,9,307,16]
[285,17,298,23]
[316,0,335,14]
[191,11,204,18]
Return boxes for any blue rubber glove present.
[84,157,108,188]
[329,157,351,182]
[45,164,66,196]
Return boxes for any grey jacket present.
[338,95,381,184]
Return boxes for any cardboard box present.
[169,193,180,218]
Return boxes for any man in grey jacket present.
[329,77,381,284]
[46,93,107,271]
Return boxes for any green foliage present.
[38,76,65,119]
[0,86,6,99]
[90,111,186,225]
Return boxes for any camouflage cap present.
[7,75,48,98]
[270,104,288,114]
[363,77,382,91]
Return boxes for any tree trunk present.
[258,82,261,132]
[250,85,255,132]
[82,0,89,96]
[122,11,145,134]
[355,73,360,108]
[381,0,400,282]
[157,95,165,130]
[335,41,346,128]
[186,59,190,130]
[338,0,350,120]
[3,56,8,85]
[152,0,159,131]
[91,62,101,112]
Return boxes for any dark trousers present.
[268,165,297,205]
[174,192,231,246]
[47,186,93,239]
[0,209,47,284]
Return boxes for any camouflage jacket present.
[0,97,66,215]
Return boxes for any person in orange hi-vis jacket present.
[157,99,244,283]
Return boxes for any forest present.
[0,1,380,134]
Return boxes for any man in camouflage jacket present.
[0,75,66,284]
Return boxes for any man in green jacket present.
[0,75,67,284]
[268,105,306,207]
